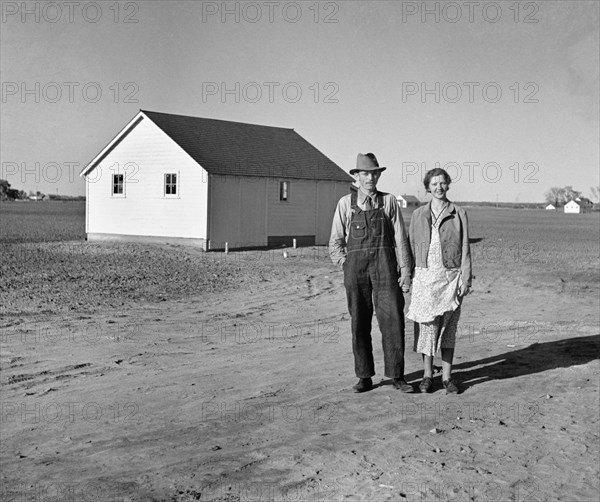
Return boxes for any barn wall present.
[208,175,268,248]
[85,117,208,241]
[208,176,350,248]
[266,178,317,237]
[316,180,351,244]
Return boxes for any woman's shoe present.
[443,378,459,394]
[419,377,433,393]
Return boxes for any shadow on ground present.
[399,334,599,392]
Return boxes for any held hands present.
[398,276,411,293]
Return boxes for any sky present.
[1,0,598,202]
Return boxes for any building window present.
[112,174,124,195]
[165,173,178,196]
[279,181,290,202]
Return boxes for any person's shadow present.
[449,334,599,391]
[382,334,599,392]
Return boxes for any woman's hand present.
[399,276,411,293]
[458,283,470,297]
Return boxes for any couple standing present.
[329,153,472,394]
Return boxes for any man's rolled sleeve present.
[329,198,348,267]
[389,197,413,277]
[460,208,472,287]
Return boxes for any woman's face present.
[428,175,449,200]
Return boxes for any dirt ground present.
[1,211,599,502]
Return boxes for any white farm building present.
[396,194,420,208]
[80,111,353,250]
[564,200,582,214]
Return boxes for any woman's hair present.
[423,168,452,192]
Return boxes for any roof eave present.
[79,110,146,177]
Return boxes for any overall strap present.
[350,190,358,210]
[378,195,396,245]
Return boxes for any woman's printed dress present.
[407,213,462,356]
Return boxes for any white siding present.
[564,201,581,214]
[85,117,208,240]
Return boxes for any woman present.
[407,168,472,394]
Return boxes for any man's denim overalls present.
[343,191,406,379]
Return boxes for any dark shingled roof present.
[142,110,353,182]
[399,194,421,204]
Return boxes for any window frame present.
[164,172,179,198]
[279,180,290,202]
[111,173,125,197]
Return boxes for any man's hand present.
[398,276,411,293]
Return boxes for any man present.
[329,153,413,393]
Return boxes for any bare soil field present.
[1,201,599,502]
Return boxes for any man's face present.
[355,170,382,194]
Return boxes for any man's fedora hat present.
[350,153,387,174]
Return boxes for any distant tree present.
[545,186,584,206]
[591,185,600,203]
[544,187,566,206]
[0,179,9,199]
[0,180,23,200]
[0,180,29,200]
[563,186,582,202]
[7,187,20,199]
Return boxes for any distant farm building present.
[80,110,353,249]
[564,200,583,214]
[545,204,556,210]
[397,194,420,208]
